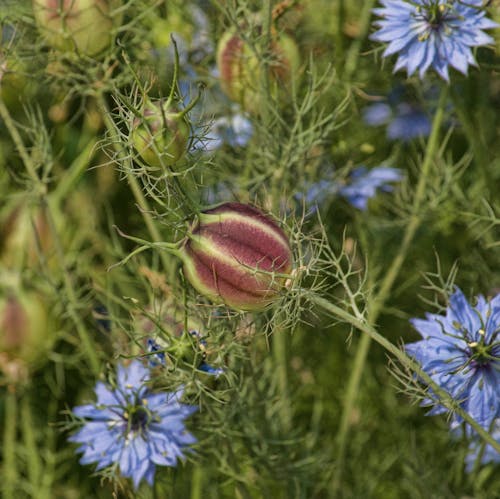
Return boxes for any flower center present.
[415,2,456,40]
[128,405,151,433]
[466,329,499,367]
[425,3,448,29]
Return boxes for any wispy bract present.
[371,0,498,81]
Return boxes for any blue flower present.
[297,166,403,212]
[338,166,403,210]
[406,288,500,429]
[192,112,253,152]
[363,101,431,141]
[371,0,498,81]
[147,336,224,377]
[146,338,167,367]
[69,361,197,489]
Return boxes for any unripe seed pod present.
[131,100,191,170]
[181,202,293,311]
[0,290,53,373]
[216,30,300,112]
[32,0,121,57]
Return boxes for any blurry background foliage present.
[0,0,500,498]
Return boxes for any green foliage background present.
[1,0,500,498]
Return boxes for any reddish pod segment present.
[181,203,293,311]
[216,30,300,113]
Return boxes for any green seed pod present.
[181,202,293,311]
[32,0,121,57]
[131,100,191,170]
[216,30,300,112]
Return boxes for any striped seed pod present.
[216,30,300,113]
[181,203,292,311]
[32,0,121,57]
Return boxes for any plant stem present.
[307,292,500,453]
[190,466,203,499]
[335,0,346,73]
[332,85,449,493]
[273,326,292,433]
[95,93,173,271]
[21,393,42,493]
[344,0,376,81]
[0,97,101,375]
[3,389,18,499]
[52,137,98,206]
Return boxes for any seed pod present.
[131,99,191,170]
[0,289,54,380]
[216,29,300,112]
[32,0,121,57]
[181,202,292,311]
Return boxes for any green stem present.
[190,467,203,499]
[3,389,18,499]
[0,98,40,187]
[46,197,102,374]
[95,93,173,271]
[273,327,292,433]
[343,0,376,81]
[21,393,42,493]
[307,292,500,453]
[260,0,273,127]
[335,0,346,73]
[52,137,98,206]
[450,87,492,194]
[332,85,449,492]
[0,96,101,374]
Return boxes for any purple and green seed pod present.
[181,202,292,311]
[216,30,300,113]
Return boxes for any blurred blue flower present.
[298,166,403,212]
[92,304,111,333]
[338,166,403,210]
[192,112,253,152]
[147,336,224,377]
[146,338,166,367]
[406,288,500,429]
[371,0,498,81]
[69,361,197,489]
[363,101,431,141]
[465,419,500,471]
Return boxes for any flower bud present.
[32,0,121,57]
[131,99,191,170]
[181,202,293,311]
[0,289,54,379]
[216,30,300,113]
[0,202,52,270]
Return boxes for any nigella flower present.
[146,338,166,367]
[146,337,224,377]
[406,288,500,429]
[69,361,197,489]
[363,101,431,141]
[337,166,403,210]
[192,112,253,152]
[371,1,499,81]
[297,166,403,212]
